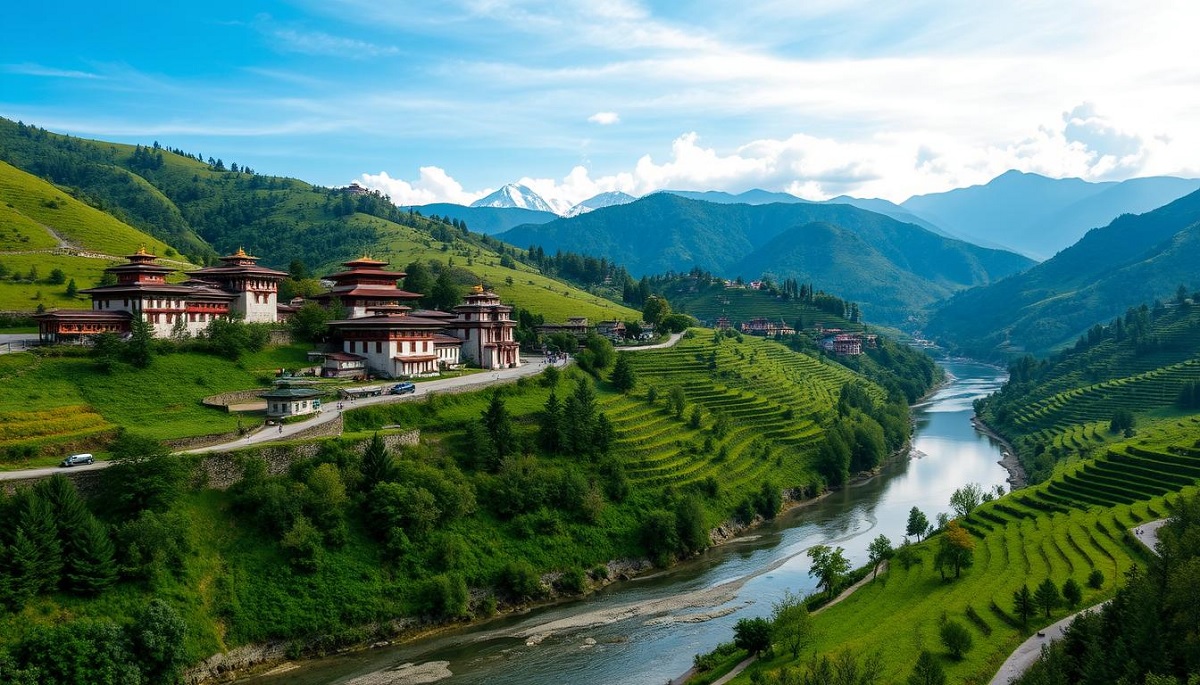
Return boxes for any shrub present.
[498,560,544,601]
[939,619,973,659]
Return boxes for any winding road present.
[988,518,1164,685]
[0,333,683,481]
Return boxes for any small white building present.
[260,386,323,419]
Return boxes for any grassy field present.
[0,344,313,467]
[0,159,192,311]
[701,408,1200,685]
[668,285,864,331]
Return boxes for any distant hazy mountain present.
[408,203,558,235]
[566,191,637,217]
[659,188,807,205]
[822,195,956,239]
[471,183,566,214]
[901,171,1200,259]
[925,188,1200,357]
[498,194,1032,324]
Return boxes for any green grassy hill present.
[926,188,1200,358]
[0,160,190,311]
[0,327,939,680]
[978,300,1200,483]
[0,118,633,323]
[716,413,1200,685]
[660,278,864,331]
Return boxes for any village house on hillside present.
[34,249,522,377]
[319,257,520,377]
[536,316,589,341]
[740,317,795,337]
[815,325,878,356]
[34,247,286,342]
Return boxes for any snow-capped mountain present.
[565,191,637,217]
[471,183,568,214]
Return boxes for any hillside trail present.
[2,213,193,267]
[988,519,1164,685]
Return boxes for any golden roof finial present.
[471,283,485,294]
[235,246,247,257]
[136,244,149,256]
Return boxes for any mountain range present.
[925,187,1200,356]
[414,173,1200,258]
[498,193,1034,324]
[901,170,1200,259]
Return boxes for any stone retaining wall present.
[199,429,420,490]
[1,468,106,497]
[202,388,273,409]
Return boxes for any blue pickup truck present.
[389,382,416,395]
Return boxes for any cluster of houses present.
[815,325,877,356]
[34,249,521,379]
[711,316,875,356]
[534,317,653,344]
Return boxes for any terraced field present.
[1008,358,1200,438]
[666,285,861,330]
[596,332,872,494]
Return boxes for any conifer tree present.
[610,353,635,393]
[538,391,564,454]
[65,516,117,595]
[481,390,514,468]
[564,379,598,455]
[12,489,62,592]
[3,529,41,608]
[360,433,396,489]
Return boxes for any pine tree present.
[481,390,514,468]
[13,489,62,592]
[65,516,117,595]
[610,353,635,393]
[360,433,396,489]
[1034,577,1061,618]
[564,379,598,455]
[1013,585,1035,627]
[595,413,615,456]
[538,391,564,454]
[3,529,41,608]
[127,317,154,368]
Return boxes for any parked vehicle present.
[60,453,94,467]
[390,382,416,395]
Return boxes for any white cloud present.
[271,28,400,58]
[3,63,103,79]
[358,167,486,205]
[588,111,620,125]
[361,104,1198,208]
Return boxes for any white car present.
[60,453,95,467]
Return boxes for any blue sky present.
[3,1,1198,208]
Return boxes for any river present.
[242,361,1010,685]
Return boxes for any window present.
[376,341,382,354]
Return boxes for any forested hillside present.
[0,328,939,682]
[498,193,1032,324]
[926,188,1200,358]
[976,296,1200,483]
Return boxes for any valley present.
[0,113,1199,685]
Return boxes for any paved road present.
[0,334,39,355]
[0,333,685,480]
[989,519,1164,684]
[183,355,565,454]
